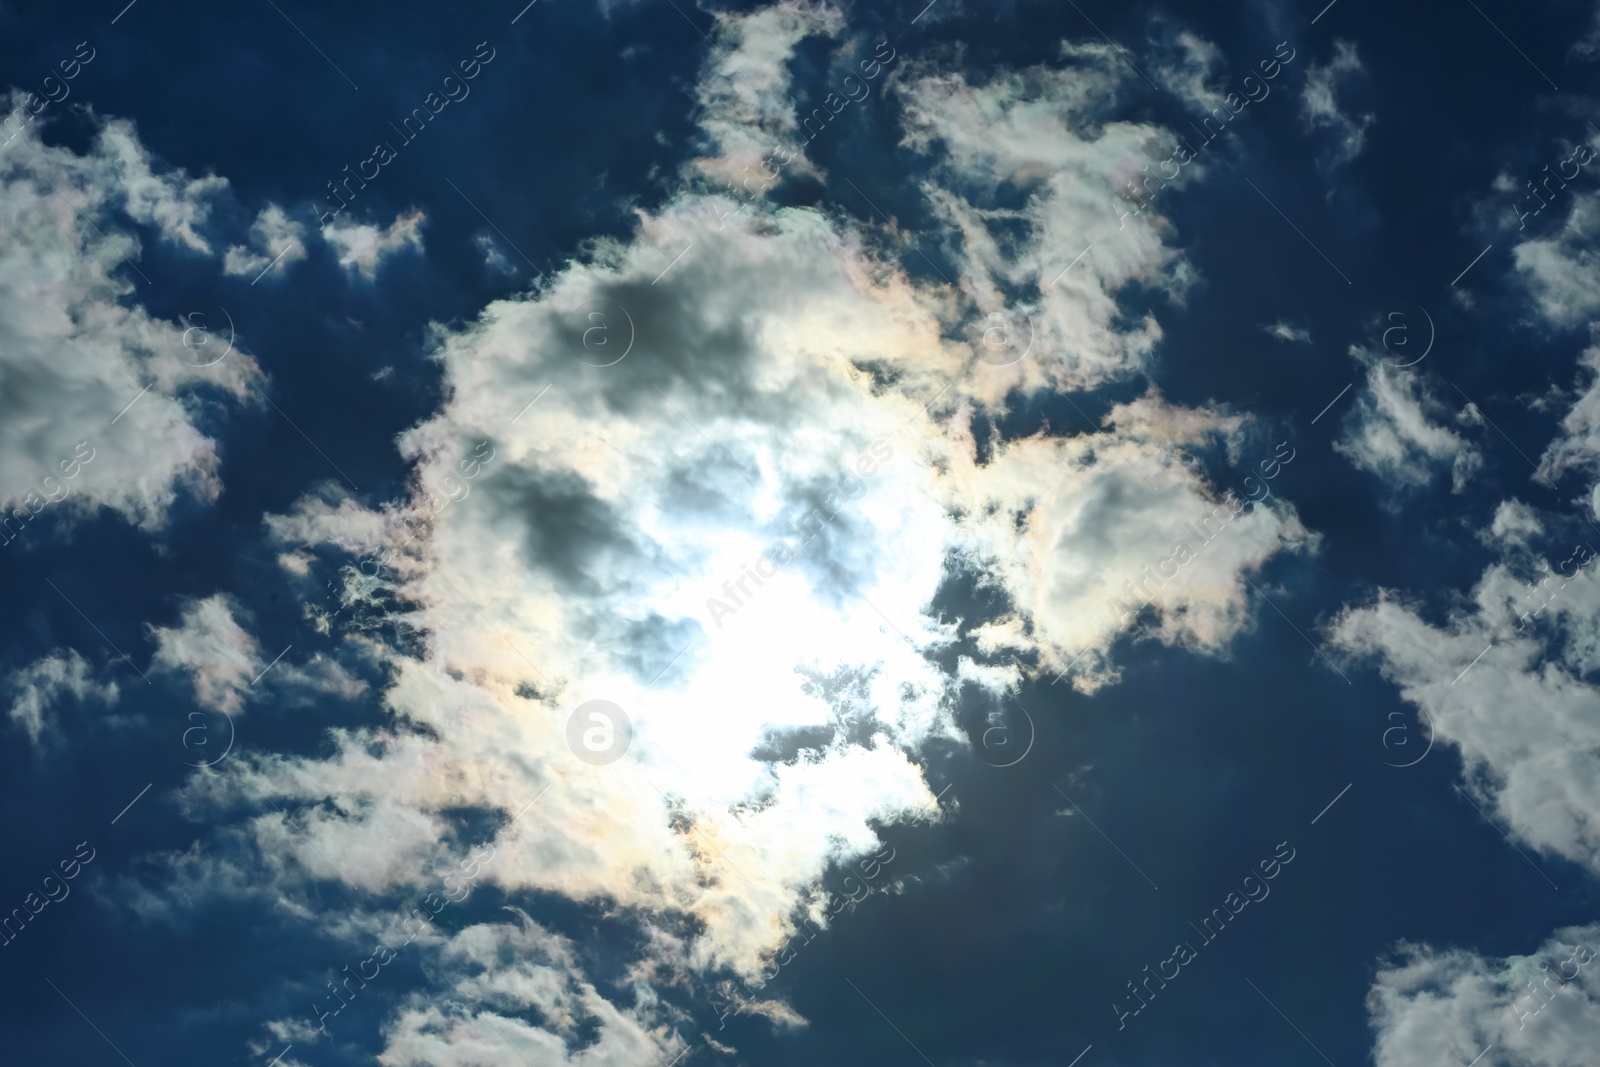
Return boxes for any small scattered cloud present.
[1514,191,1600,327]
[323,208,426,279]
[688,0,843,190]
[5,649,119,747]
[222,204,308,280]
[1539,337,1600,486]
[473,231,517,276]
[1300,40,1374,171]
[1261,320,1311,343]
[1334,347,1483,496]
[149,595,262,713]
[1480,499,1545,549]
[89,112,230,253]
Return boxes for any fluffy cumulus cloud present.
[1333,551,1600,872]
[0,107,263,535]
[250,201,967,983]
[1368,926,1600,1067]
[4,648,119,747]
[1482,498,1545,549]
[226,188,1305,1009]
[1299,40,1373,171]
[99,12,1314,1058]
[1334,347,1483,495]
[954,396,1313,691]
[323,208,426,278]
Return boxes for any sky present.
[2,0,1600,1065]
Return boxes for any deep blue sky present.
[2,1,1599,1065]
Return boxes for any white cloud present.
[222,204,308,280]
[111,20,1318,1052]
[688,0,843,190]
[1335,161,1600,910]
[1300,40,1373,170]
[1148,29,1229,113]
[1332,527,1600,874]
[1537,336,1600,486]
[210,185,1312,1007]
[1368,926,1600,1067]
[376,916,678,1067]
[1341,468,1600,1067]
[84,113,230,253]
[0,106,263,534]
[473,231,516,276]
[149,595,262,714]
[264,483,393,556]
[1482,499,1545,549]
[323,209,425,279]
[274,653,369,702]
[1261,320,1311,343]
[4,649,118,747]
[1334,348,1483,495]
[690,13,1204,399]
[1511,152,1600,327]
[953,394,1314,691]
[897,44,1190,397]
